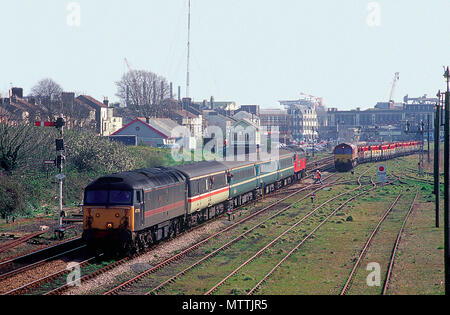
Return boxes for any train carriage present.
[257,159,279,191]
[221,161,258,207]
[277,151,296,182]
[173,161,229,219]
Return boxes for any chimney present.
[61,92,75,108]
[11,87,23,98]
[182,98,192,109]
[103,97,109,107]
[210,96,214,110]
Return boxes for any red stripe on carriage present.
[144,200,185,218]
[188,187,229,203]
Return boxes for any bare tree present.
[30,78,63,100]
[0,120,53,173]
[30,78,63,119]
[115,70,174,118]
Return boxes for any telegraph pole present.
[427,114,431,163]
[443,66,450,295]
[435,91,441,228]
[186,0,191,98]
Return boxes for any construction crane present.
[388,72,400,104]
[300,92,323,108]
[124,58,142,107]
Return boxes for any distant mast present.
[186,0,191,98]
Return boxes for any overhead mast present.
[186,0,191,98]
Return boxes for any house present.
[233,110,260,127]
[60,92,96,129]
[111,118,181,147]
[171,109,203,139]
[203,110,238,143]
[286,104,318,141]
[76,95,122,136]
[260,108,291,144]
[0,88,44,123]
[230,116,261,147]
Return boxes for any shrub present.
[0,174,26,221]
[65,131,135,173]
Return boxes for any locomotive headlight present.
[106,223,113,229]
[115,213,120,218]
[95,213,100,218]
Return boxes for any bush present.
[0,174,26,221]
[65,131,135,173]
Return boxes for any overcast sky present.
[1,0,449,110]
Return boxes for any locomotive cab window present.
[109,190,133,205]
[84,190,133,206]
[85,190,108,204]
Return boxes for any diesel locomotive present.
[82,148,307,254]
[333,141,421,172]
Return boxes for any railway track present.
[0,237,84,281]
[246,175,402,295]
[0,230,49,255]
[306,156,334,172]
[339,193,402,295]
[202,170,373,295]
[382,191,419,295]
[339,190,418,295]
[103,173,340,295]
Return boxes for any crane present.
[300,92,323,108]
[124,58,142,107]
[388,72,400,104]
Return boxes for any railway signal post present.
[55,116,66,238]
[405,120,425,176]
[35,116,66,239]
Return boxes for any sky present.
[0,0,449,110]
